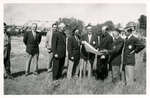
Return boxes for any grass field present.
[4,36,146,94]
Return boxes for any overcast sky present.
[4,3,146,26]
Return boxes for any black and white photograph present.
[2,1,147,95]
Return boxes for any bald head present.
[58,22,65,32]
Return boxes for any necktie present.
[88,34,91,43]
[32,31,36,39]
[75,36,80,46]
[66,37,68,56]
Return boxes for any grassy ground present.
[4,36,146,94]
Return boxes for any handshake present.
[97,49,108,55]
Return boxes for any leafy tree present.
[57,17,84,36]
[138,15,146,30]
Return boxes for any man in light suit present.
[123,22,145,85]
[81,24,98,78]
[23,23,42,76]
[45,23,58,72]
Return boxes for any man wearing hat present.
[4,23,14,79]
[80,24,98,78]
[123,22,145,85]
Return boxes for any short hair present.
[52,23,57,27]
[85,24,92,28]
[31,23,38,29]
[4,22,6,26]
[58,22,65,27]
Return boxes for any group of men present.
[4,21,145,86]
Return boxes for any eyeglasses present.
[125,28,133,33]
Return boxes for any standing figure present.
[23,23,42,76]
[51,22,66,80]
[109,30,124,83]
[67,28,81,78]
[123,22,145,85]
[4,23,13,79]
[45,23,58,72]
[80,24,98,78]
[96,26,113,80]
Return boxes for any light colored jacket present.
[45,29,53,49]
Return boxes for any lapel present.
[90,34,95,45]
[60,32,66,44]
[126,35,134,45]
[85,34,89,43]
[73,36,79,46]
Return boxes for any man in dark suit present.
[4,23,14,79]
[67,28,81,78]
[109,30,124,83]
[23,23,42,76]
[122,22,145,85]
[51,22,66,80]
[81,24,98,77]
[96,26,113,80]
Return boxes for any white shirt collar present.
[126,34,133,39]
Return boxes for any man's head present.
[124,22,136,37]
[86,24,92,35]
[31,23,37,31]
[101,25,109,35]
[58,22,65,32]
[52,23,57,32]
[73,28,80,37]
[112,30,120,39]
[4,22,7,32]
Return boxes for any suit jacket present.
[4,32,11,59]
[97,33,113,60]
[109,37,124,66]
[67,35,80,61]
[45,30,53,50]
[51,31,66,58]
[123,35,145,65]
[81,33,98,60]
[23,31,42,55]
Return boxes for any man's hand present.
[81,41,86,44]
[47,49,51,53]
[101,55,105,59]
[97,52,103,55]
[54,54,58,58]
[100,49,108,53]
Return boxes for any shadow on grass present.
[12,68,47,78]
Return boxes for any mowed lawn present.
[4,36,146,94]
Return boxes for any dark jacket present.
[81,33,98,60]
[97,33,113,60]
[4,32,11,59]
[23,31,42,55]
[51,31,66,58]
[67,35,80,61]
[109,37,124,66]
[123,35,145,65]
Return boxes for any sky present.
[4,3,146,27]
